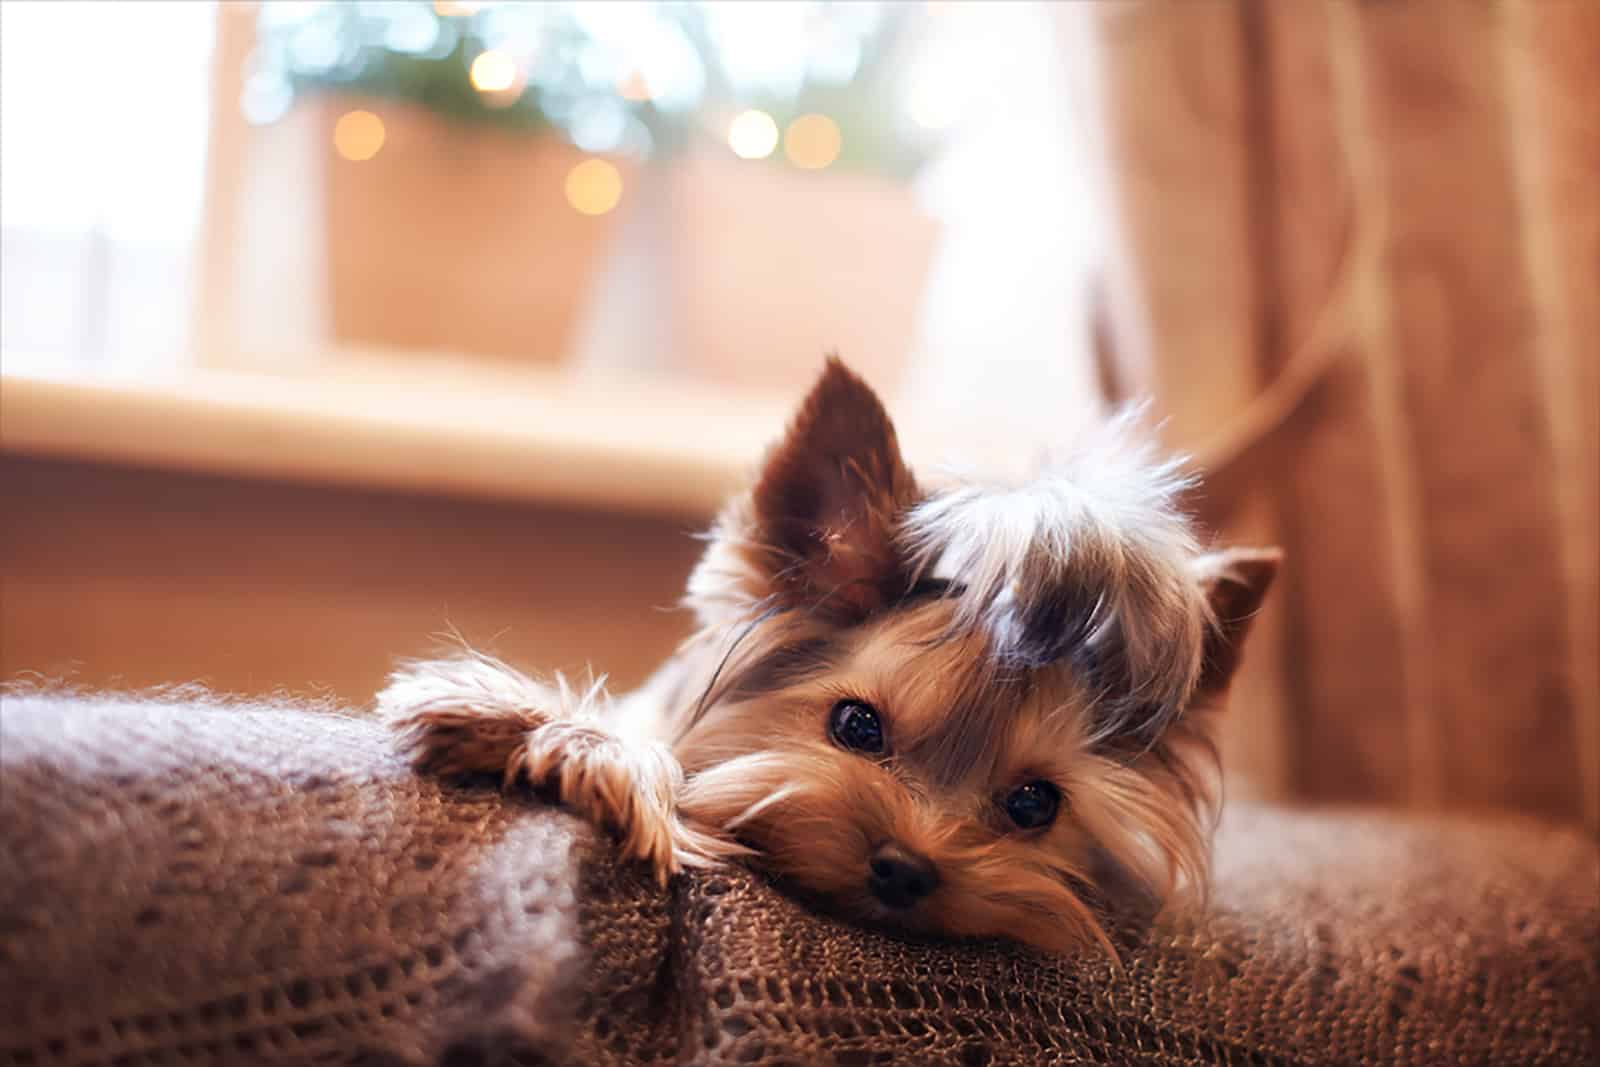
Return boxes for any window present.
[1,0,216,366]
[2,1,1109,478]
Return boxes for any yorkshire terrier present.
[379,358,1277,956]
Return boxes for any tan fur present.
[380,358,1278,956]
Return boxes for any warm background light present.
[432,1,482,16]
[469,49,518,94]
[784,113,842,170]
[333,109,386,161]
[564,158,623,216]
[616,71,652,102]
[727,109,779,160]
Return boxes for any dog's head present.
[673,358,1277,955]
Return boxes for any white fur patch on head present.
[899,410,1209,743]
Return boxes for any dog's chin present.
[848,897,1004,948]
[732,830,1114,956]
[769,876,956,946]
[844,892,940,935]
[766,872,1111,958]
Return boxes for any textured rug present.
[2,692,1595,1066]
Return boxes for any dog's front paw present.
[511,721,683,881]
[380,654,555,778]
[390,702,550,779]
[378,655,686,884]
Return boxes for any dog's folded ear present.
[1190,547,1282,706]
[742,357,920,620]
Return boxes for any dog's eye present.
[1002,780,1060,830]
[829,700,885,754]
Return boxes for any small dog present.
[380,359,1277,956]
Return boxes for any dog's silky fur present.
[380,358,1279,957]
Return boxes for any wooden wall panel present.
[1089,2,1263,447]
[1254,1,1422,805]
[1072,0,1596,827]
[1352,0,1584,818]
[1,456,703,707]
[1502,0,1600,828]
[1080,1,1294,801]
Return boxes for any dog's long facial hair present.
[384,358,1278,958]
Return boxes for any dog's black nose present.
[868,844,940,908]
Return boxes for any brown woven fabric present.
[2,694,1596,1066]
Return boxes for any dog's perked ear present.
[1189,547,1282,706]
[742,357,920,620]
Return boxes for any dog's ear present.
[745,357,919,620]
[1190,547,1281,705]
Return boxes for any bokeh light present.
[783,113,842,170]
[333,109,386,161]
[249,4,942,177]
[564,158,623,216]
[469,49,519,93]
[727,109,779,160]
[240,72,293,127]
[616,71,652,102]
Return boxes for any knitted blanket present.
[2,692,1595,1066]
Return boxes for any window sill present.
[0,353,801,519]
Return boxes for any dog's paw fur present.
[508,718,684,878]
[378,653,703,883]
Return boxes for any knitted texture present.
[2,693,1595,1066]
